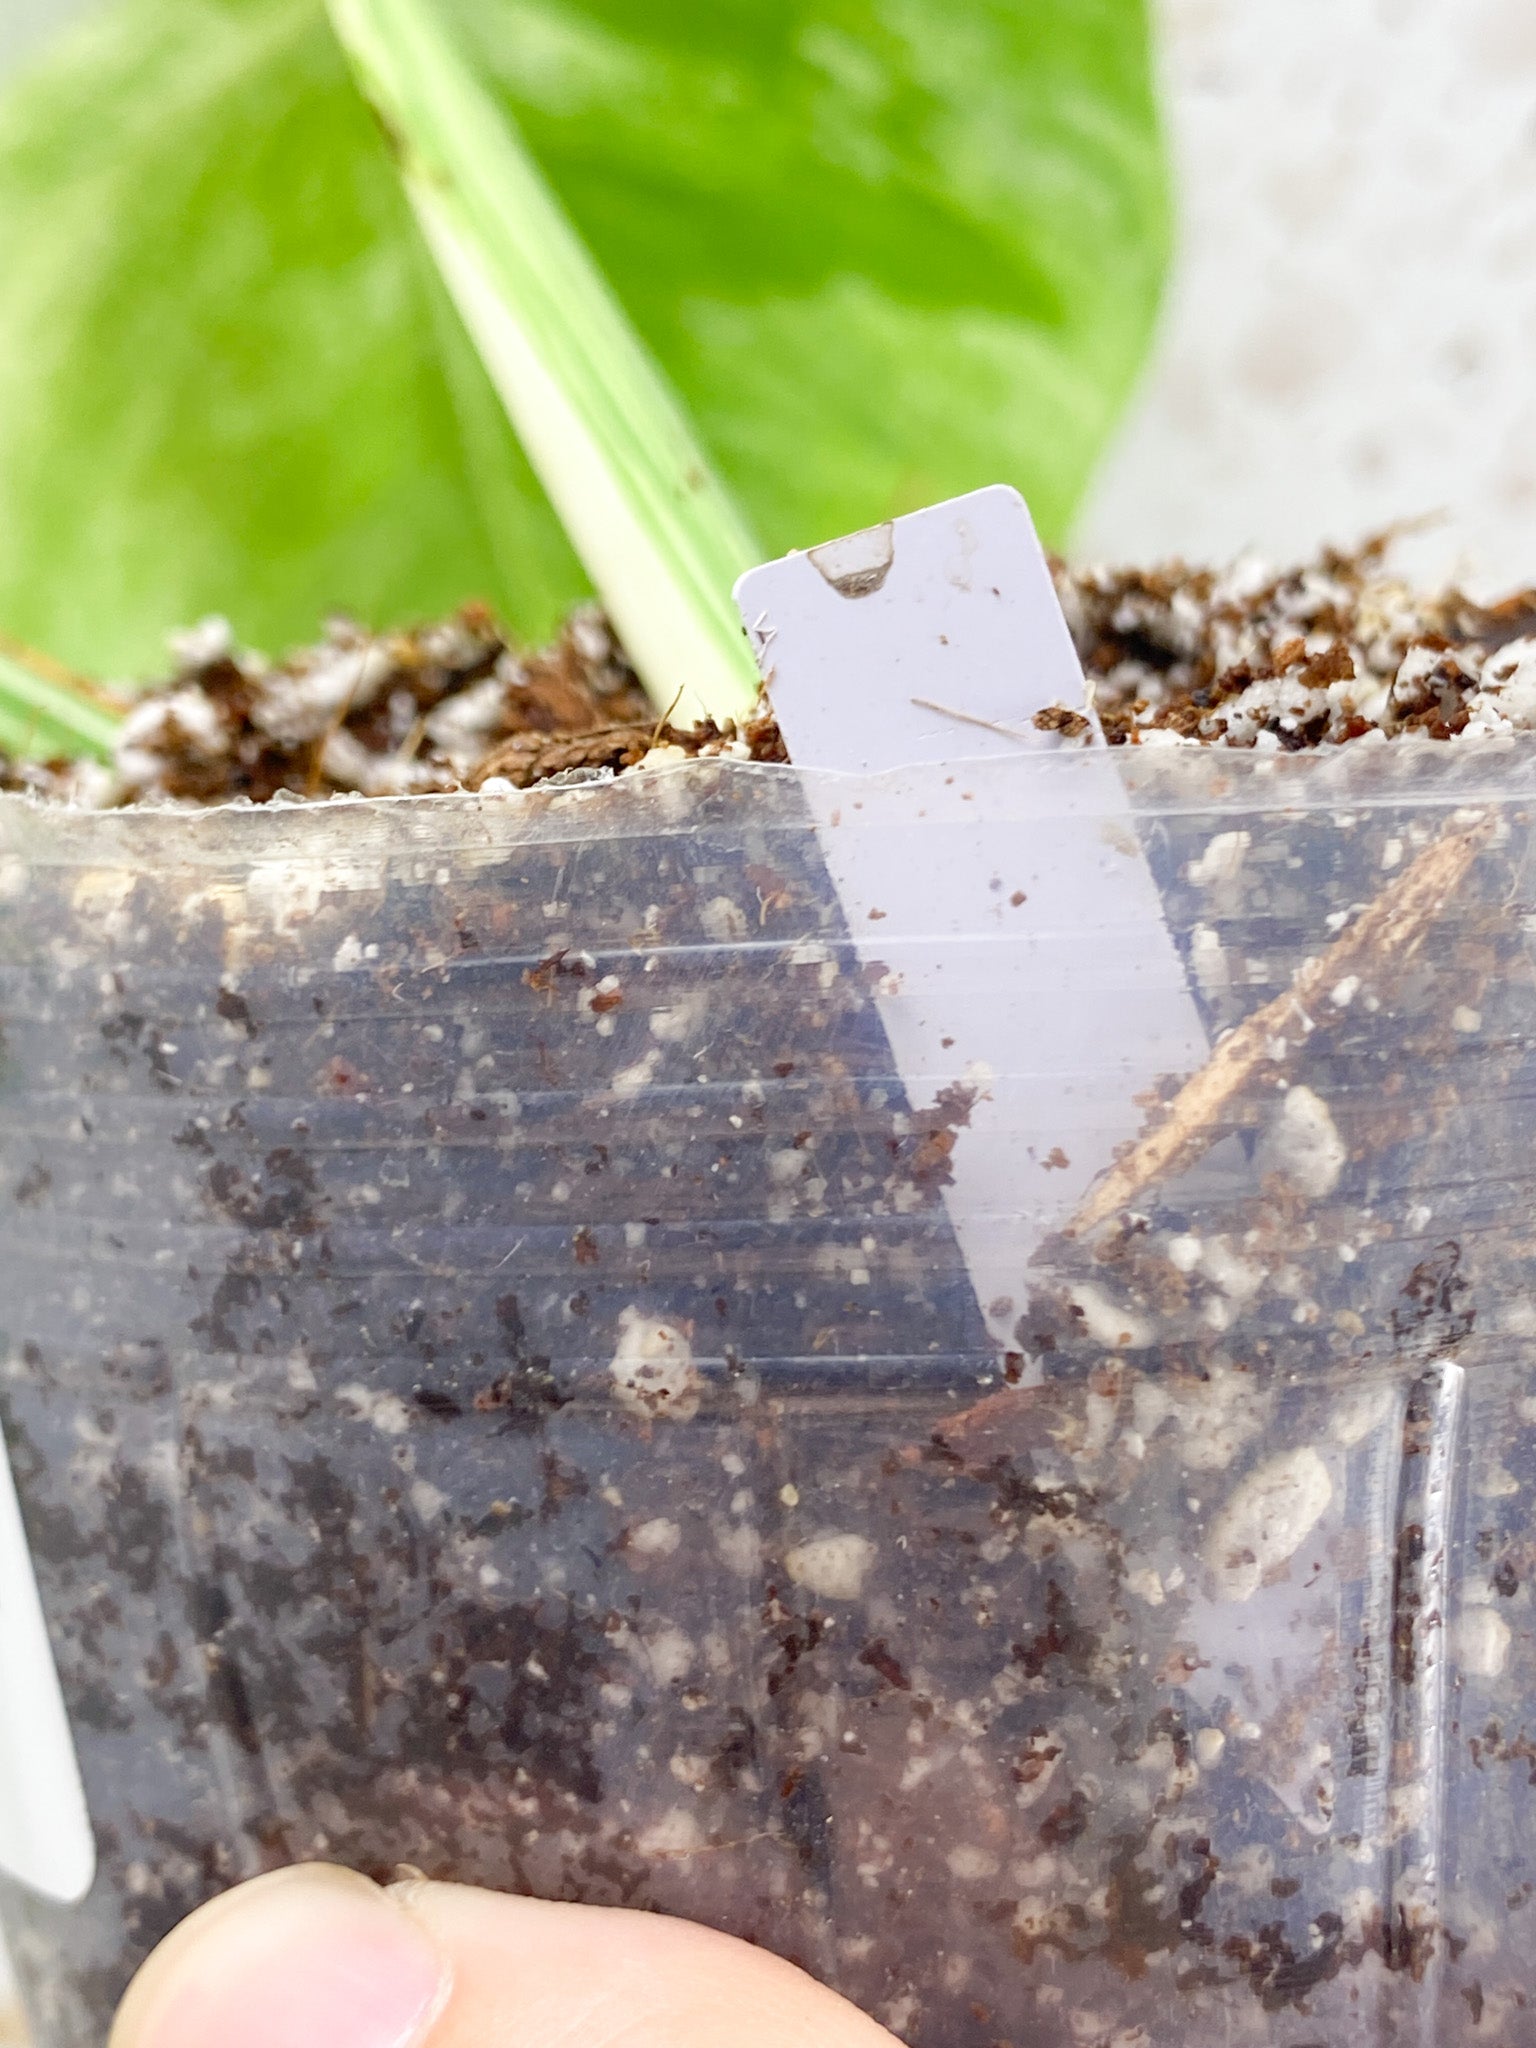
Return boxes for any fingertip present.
[383,1883,897,2048]
[110,1864,449,2048]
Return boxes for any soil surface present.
[1052,536,1536,748]
[5,537,1536,807]
[0,604,784,807]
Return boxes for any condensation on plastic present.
[0,741,1534,2048]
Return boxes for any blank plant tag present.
[0,1417,94,1902]
[735,485,1208,1346]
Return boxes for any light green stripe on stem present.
[0,651,118,763]
[325,0,764,726]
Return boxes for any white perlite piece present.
[1257,1086,1347,1199]
[1467,637,1536,732]
[637,1807,705,1858]
[1187,829,1252,889]
[783,1532,877,1602]
[335,1384,411,1435]
[1205,1447,1334,1601]
[1067,1283,1154,1353]
[1454,1606,1512,1680]
[1194,1728,1226,1769]
[609,1309,702,1422]
[626,1517,682,1558]
[168,615,236,668]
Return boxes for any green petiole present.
[0,649,119,765]
[324,0,765,727]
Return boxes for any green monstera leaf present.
[0,0,1166,682]
[453,0,1170,558]
[0,0,583,681]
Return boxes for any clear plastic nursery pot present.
[1,738,1535,2048]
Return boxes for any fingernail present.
[110,1864,449,2048]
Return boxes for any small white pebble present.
[1452,1006,1482,1035]
[1205,1446,1333,1601]
[1187,828,1252,888]
[1194,1728,1226,1769]
[628,1517,682,1558]
[1454,1607,1511,1679]
[1258,1085,1346,1198]
[700,895,750,943]
[642,1627,694,1686]
[609,1309,702,1422]
[335,1384,411,1435]
[611,1048,662,1099]
[638,1808,704,1858]
[169,615,235,666]
[784,1532,876,1601]
[1068,1282,1154,1351]
[1189,923,1229,998]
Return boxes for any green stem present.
[325,0,764,726]
[0,649,119,763]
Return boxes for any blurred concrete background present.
[1078,0,1536,592]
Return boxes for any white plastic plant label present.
[0,1417,94,1902]
[735,484,1209,1347]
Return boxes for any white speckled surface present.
[1080,0,1536,591]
